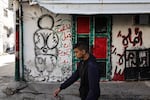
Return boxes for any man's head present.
[73,42,89,59]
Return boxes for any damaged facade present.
[14,0,150,82]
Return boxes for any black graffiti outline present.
[139,50,149,67]
[34,29,59,50]
[125,49,149,68]
[38,14,54,29]
[126,51,137,67]
[33,14,59,76]
[35,54,57,72]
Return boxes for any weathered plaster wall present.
[0,0,15,54]
[23,4,72,82]
[111,15,150,80]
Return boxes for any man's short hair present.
[73,42,89,53]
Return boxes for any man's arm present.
[53,69,79,97]
[60,69,79,90]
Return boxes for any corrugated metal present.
[30,0,150,14]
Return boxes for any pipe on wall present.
[15,0,25,81]
[20,0,25,81]
[15,0,20,81]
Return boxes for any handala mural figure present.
[33,14,59,81]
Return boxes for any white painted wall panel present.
[23,4,72,82]
[111,15,150,79]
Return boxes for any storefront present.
[15,0,150,82]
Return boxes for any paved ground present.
[0,54,15,67]
[0,54,150,100]
[0,76,150,100]
[0,62,15,76]
[0,54,15,76]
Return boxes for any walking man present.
[53,42,100,100]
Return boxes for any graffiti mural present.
[117,27,143,47]
[111,27,144,81]
[126,49,149,68]
[126,51,137,68]
[56,19,72,81]
[34,14,58,74]
[125,49,150,80]
[24,7,72,82]
[139,50,149,67]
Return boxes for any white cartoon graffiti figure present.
[33,14,59,76]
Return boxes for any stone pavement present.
[0,76,150,100]
[0,54,15,67]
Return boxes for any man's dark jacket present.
[60,54,100,100]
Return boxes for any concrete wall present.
[23,3,150,82]
[0,0,15,54]
[111,15,150,80]
[23,4,72,82]
[0,0,7,54]
[2,10,15,54]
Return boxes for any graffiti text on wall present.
[112,27,143,64]
[126,50,149,68]
[57,19,72,77]
[111,27,143,80]
[125,49,150,80]
[117,27,143,47]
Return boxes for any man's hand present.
[53,88,61,97]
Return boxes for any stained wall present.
[111,15,150,80]
[23,4,150,82]
[23,4,72,82]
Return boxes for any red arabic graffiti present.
[112,66,124,81]
[62,32,72,41]
[112,27,143,81]
[58,49,71,56]
[58,24,71,32]
[117,27,143,47]
[111,45,127,66]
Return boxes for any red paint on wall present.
[93,38,107,59]
[15,31,19,60]
[112,67,124,81]
[16,31,19,51]
[112,72,124,81]
[77,17,90,34]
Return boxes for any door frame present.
[72,15,112,81]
